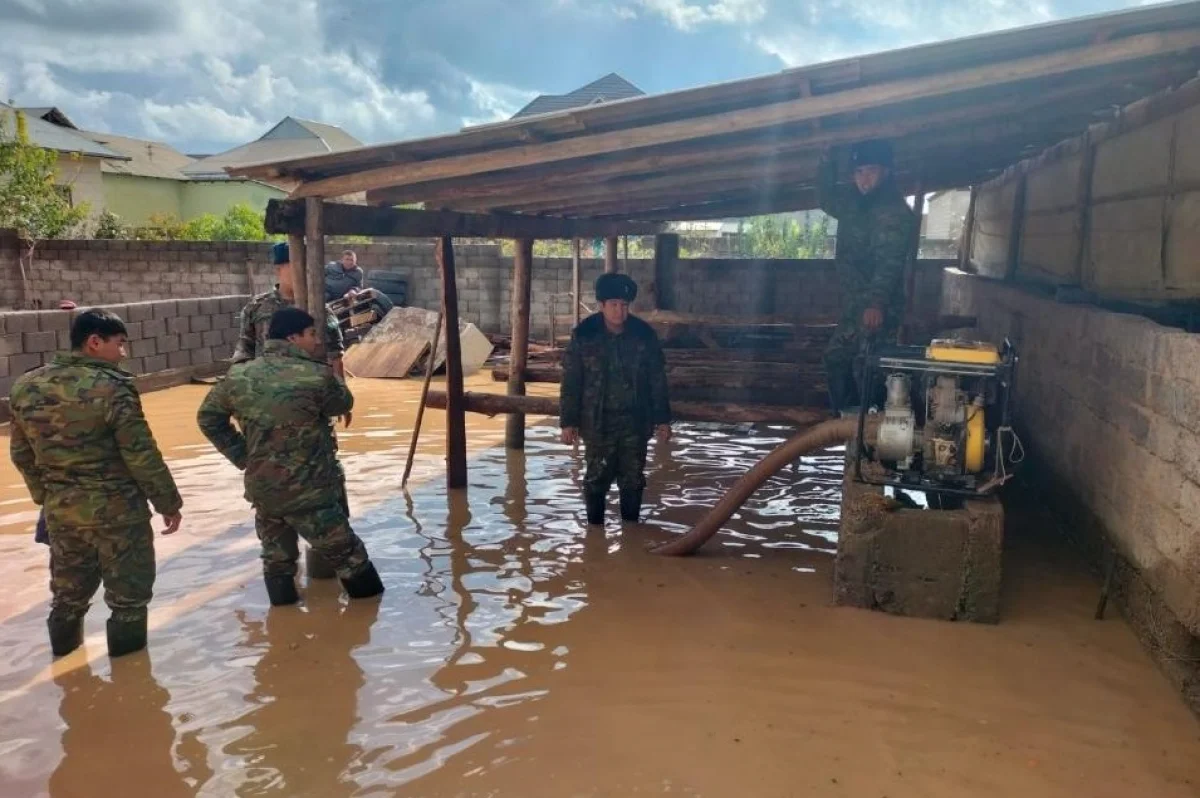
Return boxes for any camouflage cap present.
[850,139,894,168]
[595,273,637,303]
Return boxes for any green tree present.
[93,210,130,240]
[743,213,830,259]
[0,111,90,305]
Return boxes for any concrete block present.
[0,333,25,357]
[0,376,15,396]
[202,330,224,348]
[140,319,165,338]
[125,303,155,323]
[219,296,244,314]
[156,334,181,354]
[37,312,71,333]
[198,298,221,315]
[191,347,214,366]
[123,356,146,375]
[190,315,212,333]
[22,331,58,354]
[152,301,180,320]
[9,353,43,375]
[5,312,41,333]
[129,339,157,358]
[180,332,202,350]
[177,298,201,316]
[144,354,168,373]
[166,316,188,334]
[835,454,1003,623]
[167,350,191,369]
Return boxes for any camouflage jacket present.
[560,314,671,443]
[817,159,915,325]
[231,287,344,363]
[9,353,182,528]
[197,340,353,515]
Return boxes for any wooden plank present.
[605,237,618,274]
[291,30,1200,199]
[1005,173,1028,280]
[265,199,663,239]
[304,198,326,362]
[653,233,679,311]
[438,237,468,489]
[342,339,430,379]
[506,239,533,450]
[572,238,582,328]
[287,233,308,312]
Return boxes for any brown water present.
[0,375,1197,798]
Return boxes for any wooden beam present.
[572,238,582,328]
[604,237,618,273]
[265,199,663,239]
[292,30,1200,198]
[304,197,325,317]
[653,234,679,311]
[506,239,533,450]
[437,237,468,489]
[900,183,926,345]
[1005,173,1028,280]
[288,233,308,312]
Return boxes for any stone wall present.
[941,269,1200,643]
[0,296,247,396]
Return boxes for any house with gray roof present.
[510,73,645,119]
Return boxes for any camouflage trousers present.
[254,504,370,580]
[822,318,899,413]
[583,416,649,495]
[48,521,155,625]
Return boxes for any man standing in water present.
[198,307,384,606]
[560,274,671,525]
[234,241,347,381]
[817,139,914,415]
[10,309,183,658]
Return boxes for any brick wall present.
[0,296,248,396]
[941,269,1200,637]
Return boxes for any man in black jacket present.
[560,274,671,525]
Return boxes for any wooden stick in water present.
[401,312,444,489]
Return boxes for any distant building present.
[182,118,363,188]
[924,189,971,242]
[511,73,645,119]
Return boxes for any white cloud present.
[637,0,767,31]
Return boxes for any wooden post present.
[506,239,533,450]
[901,184,926,340]
[605,236,618,273]
[1073,134,1097,285]
[438,236,468,489]
[288,233,308,311]
[959,186,979,271]
[572,238,582,327]
[304,198,326,315]
[401,312,444,489]
[1005,173,1028,282]
[653,233,679,311]
[622,235,629,272]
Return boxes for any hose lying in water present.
[650,417,874,557]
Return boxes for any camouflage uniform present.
[231,287,345,364]
[9,353,182,628]
[197,340,370,581]
[817,158,914,411]
[560,313,671,520]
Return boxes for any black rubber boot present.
[48,616,84,658]
[619,488,643,523]
[106,617,147,658]
[584,491,606,526]
[341,562,385,599]
[306,547,337,580]
[265,574,300,606]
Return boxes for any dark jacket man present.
[817,139,915,414]
[560,273,671,525]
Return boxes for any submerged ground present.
[0,375,1196,797]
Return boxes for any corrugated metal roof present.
[0,103,124,159]
[79,130,194,179]
[511,73,645,119]
[185,116,361,180]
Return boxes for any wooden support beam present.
[288,233,308,312]
[960,185,979,270]
[437,237,468,489]
[425,390,830,427]
[653,233,679,311]
[1073,133,1097,283]
[1005,173,1028,281]
[605,237,618,273]
[506,239,533,450]
[265,199,662,240]
[900,183,926,344]
[572,238,582,327]
[304,197,325,317]
[292,30,1200,199]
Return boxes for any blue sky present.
[0,0,1150,154]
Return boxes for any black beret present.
[595,273,637,303]
[271,241,290,266]
[850,139,894,168]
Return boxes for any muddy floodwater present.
[0,375,1197,797]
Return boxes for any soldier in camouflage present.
[10,309,183,658]
[560,274,671,526]
[817,139,915,414]
[198,307,384,606]
[234,241,347,381]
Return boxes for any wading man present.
[198,307,384,605]
[817,139,914,415]
[560,274,671,525]
[10,309,183,658]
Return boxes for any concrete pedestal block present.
[835,452,1004,623]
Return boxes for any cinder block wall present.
[0,296,248,395]
[941,269,1200,638]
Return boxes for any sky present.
[0,0,1156,155]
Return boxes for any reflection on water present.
[0,380,1198,798]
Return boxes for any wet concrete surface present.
[0,375,1198,797]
